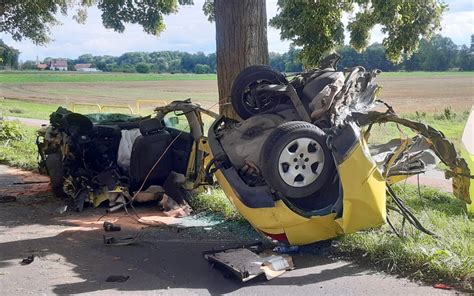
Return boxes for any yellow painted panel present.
[337,143,387,233]
[284,214,343,245]
[215,170,308,229]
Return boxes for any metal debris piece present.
[12,181,48,185]
[103,235,138,246]
[0,195,16,203]
[106,203,124,213]
[354,111,472,204]
[203,244,294,282]
[103,221,121,232]
[20,255,34,265]
[105,275,129,282]
[57,205,68,214]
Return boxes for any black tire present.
[260,121,335,198]
[44,153,67,198]
[231,65,289,119]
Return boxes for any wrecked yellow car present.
[37,100,218,211]
[38,55,471,246]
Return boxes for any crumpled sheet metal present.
[370,136,438,178]
[354,111,472,204]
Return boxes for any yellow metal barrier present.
[71,103,102,113]
[101,104,134,114]
[70,100,169,115]
[136,99,168,114]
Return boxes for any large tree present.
[214,0,268,118]
[0,0,446,117]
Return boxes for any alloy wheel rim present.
[277,137,324,187]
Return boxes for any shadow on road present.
[0,179,371,295]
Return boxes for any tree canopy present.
[271,0,446,66]
[0,0,193,45]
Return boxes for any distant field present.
[1,71,472,117]
[0,71,216,83]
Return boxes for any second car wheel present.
[260,121,335,198]
[231,65,289,120]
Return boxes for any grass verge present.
[0,121,39,171]
[1,98,60,120]
[337,184,473,291]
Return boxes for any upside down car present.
[38,54,472,246]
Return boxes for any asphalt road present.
[0,165,453,295]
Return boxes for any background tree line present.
[12,34,474,73]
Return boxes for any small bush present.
[8,108,24,114]
[194,64,211,74]
[0,121,38,171]
[135,63,150,74]
[0,120,26,141]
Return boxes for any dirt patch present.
[376,75,473,113]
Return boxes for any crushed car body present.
[37,54,471,246]
[37,100,218,211]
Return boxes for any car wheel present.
[231,65,289,119]
[260,121,335,198]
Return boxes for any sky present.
[1,0,473,61]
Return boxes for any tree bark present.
[214,0,269,119]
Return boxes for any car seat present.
[130,118,173,191]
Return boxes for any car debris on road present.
[203,243,295,281]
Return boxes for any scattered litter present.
[160,194,192,218]
[106,275,129,282]
[20,255,34,265]
[273,241,333,256]
[433,283,453,290]
[103,221,121,232]
[113,256,121,261]
[103,235,138,246]
[0,195,16,203]
[57,205,68,214]
[203,243,294,282]
[273,245,299,254]
[106,203,125,213]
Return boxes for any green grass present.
[1,98,60,120]
[0,71,217,83]
[189,188,244,221]
[0,121,39,171]
[337,184,473,291]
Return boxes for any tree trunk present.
[214,0,269,119]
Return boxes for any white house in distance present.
[49,59,68,71]
[75,63,101,72]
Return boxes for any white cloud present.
[0,0,472,61]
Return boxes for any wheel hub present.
[278,137,325,187]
